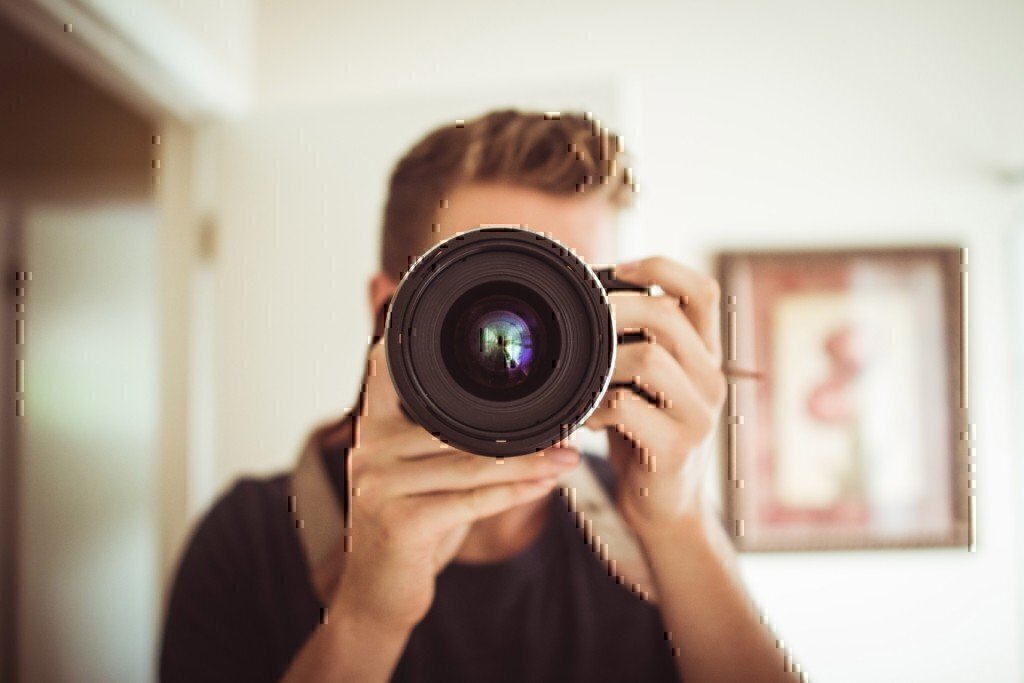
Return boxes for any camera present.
[385,227,636,457]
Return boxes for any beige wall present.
[19,202,159,682]
[192,1,1024,681]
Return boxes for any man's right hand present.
[285,340,579,682]
[332,339,580,632]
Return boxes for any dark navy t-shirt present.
[160,449,681,683]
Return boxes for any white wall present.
[21,203,159,683]
[199,1,1024,681]
[149,0,253,88]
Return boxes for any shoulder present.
[213,473,291,516]
[165,472,296,610]
[161,473,296,681]
[214,474,292,526]
[186,474,292,562]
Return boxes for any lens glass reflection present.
[441,283,559,401]
[474,309,534,379]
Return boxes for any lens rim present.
[385,227,616,457]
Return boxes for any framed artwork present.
[716,247,969,551]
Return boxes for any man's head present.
[370,110,635,319]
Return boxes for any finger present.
[349,426,453,464]
[588,389,678,473]
[616,257,722,362]
[611,342,707,424]
[610,294,723,400]
[358,339,406,422]
[587,387,714,464]
[411,477,561,533]
[379,448,581,496]
[357,339,454,457]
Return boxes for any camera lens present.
[441,282,561,401]
[386,227,615,457]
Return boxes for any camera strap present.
[557,460,660,604]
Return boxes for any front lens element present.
[386,227,616,456]
[473,309,534,382]
[441,282,559,401]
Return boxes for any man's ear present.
[368,272,399,337]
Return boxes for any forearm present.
[283,419,410,681]
[633,507,802,683]
[280,606,411,683]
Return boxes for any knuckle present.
[700,277,721,305]
[353,466,383,493]
[524,454,552,473]
[400,506,431,538]
[647,255,670,273]
[712,373,728,407]
[655,295,679,316]
[353,467,395,510]
[463,487,486,514]
[348,455,367,482]
[376,503,407,541]
[691,407,714,435]
[458,454,489,483]
[636,340,658,370]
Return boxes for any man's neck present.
[454,495,551,564]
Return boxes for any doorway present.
[0,15,160,682]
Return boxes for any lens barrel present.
[385,227,615,457]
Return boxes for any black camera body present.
[385,227,629,457]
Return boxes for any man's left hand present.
[586,256,727,534]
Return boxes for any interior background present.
[2,1,1022,681]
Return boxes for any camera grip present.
[594,267,649,294]
[594,268,649,346]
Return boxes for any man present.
[160,110,801,682]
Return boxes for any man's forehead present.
[429,183,618,264]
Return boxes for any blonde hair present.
[380,110,635,278]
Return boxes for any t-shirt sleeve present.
[159,482,273,683]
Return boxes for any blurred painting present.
[716,248,968,551]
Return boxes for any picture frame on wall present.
[716,247,969,552]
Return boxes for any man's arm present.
[280,597,413,683]
[280,341,576,682]
[631,498,802,683]
[589,256,803,682]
